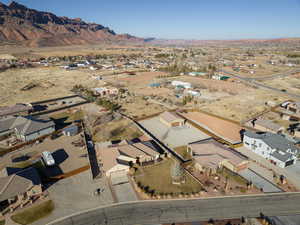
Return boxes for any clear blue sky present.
[2,0,300,39]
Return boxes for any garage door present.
[285,160,294,167]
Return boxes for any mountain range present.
[0,1,299,48]
[0,1,145,47]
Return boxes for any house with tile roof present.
[0,115,55,142]
[0,167,42,215]
[160,111,184,127]
[243,130,299,168]
[189,138,249,173]
[96,141,162,177]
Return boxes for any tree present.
[136,156,141,166]
[129,161,134,168]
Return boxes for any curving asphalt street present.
[221,69,300,100]
[48,192,300,225]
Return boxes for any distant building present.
[188,72,207,77]
[212,74,230,81]
[184,90,201,97]
[243,131,299,168]
[189,138,249,173]
[287,102,300,114]
[171,81,192,89]
[160,111,184,127]
[0,115,55,142]
[93,87,119,97]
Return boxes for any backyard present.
[92,118,143,142]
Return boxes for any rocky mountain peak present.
[8,1,27,10]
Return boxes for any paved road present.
[221,69,300,81]
[221,69,300,100]
[48,192,300,225]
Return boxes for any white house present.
[243,131,299,168]
[171,81,192,89]
[184,90,201,97]
[93,87,118,97]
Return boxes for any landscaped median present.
[11,200,54,225]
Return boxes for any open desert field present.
[198,87,286,122]
[0,67,103,106]
[0,44,147,58]
[223,55,290,78]
[259,73,300,95]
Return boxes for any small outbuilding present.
[160,111,184,127]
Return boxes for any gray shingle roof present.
[270,151,293,162]
[0,104,32,117]
[0,167,41,202]
[244,130,300,158]
[0,115,55,136]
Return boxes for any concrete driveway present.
[110,170,138,202]
[239,169,282,193]
[32,170,114,225]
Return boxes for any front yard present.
[11,200,54,225]
[133,158,203,196]
[174,146,192,160]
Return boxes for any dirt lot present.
[0,67,103,106]
[260,74,300,95]
[0,44,146,58]
[223,55,290,78]
[197,88,286,122]
[92,118,143,142]
[176,76,250,95]
[120,96,166,119]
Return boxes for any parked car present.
[42,151,55,166]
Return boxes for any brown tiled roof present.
[160,111,183,123]
[0,167,41,202]
[190,139,247,169]
[96,146,120,173]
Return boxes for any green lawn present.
[134,158,202,195]
[174,146,192,160]
[11,200,54,225]
[0,220,5,225]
